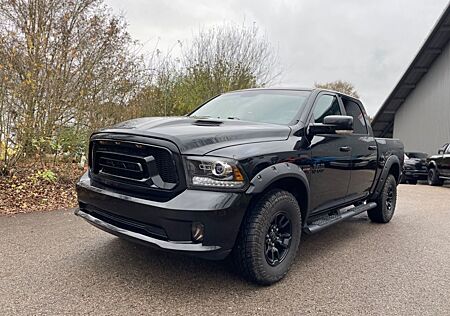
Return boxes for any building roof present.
[372,3,450,137]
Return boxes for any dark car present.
[75,88,404,285]
[427,143,450,186]
[401,152,429,184]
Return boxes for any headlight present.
[184,156,247,190]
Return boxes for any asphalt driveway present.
[1,184,449,315]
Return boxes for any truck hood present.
[96,117,291,155]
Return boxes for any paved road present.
[1,184,450,315]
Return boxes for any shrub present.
[34,169,58,183]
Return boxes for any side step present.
[303,202,377,234]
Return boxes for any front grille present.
[97,154,145,180]
[90,139,179,191]
[415,163,426,170]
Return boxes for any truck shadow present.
[76,213,376,296]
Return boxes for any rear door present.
[308,93,352,212]
[341,97,377,200]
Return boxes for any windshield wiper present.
[190,115,211,119]
[191,115,240,120]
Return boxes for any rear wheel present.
[232,189,302,285]
[368,174,397,223]
[427,168,444,186]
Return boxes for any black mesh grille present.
[91,140,178,189]
[153,150,178,183]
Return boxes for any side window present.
[343,99,368,134]
[313,95,341,123]
[445,144,450,154]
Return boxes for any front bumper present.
[403,169,428,180]
[76,173,250,260]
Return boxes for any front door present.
[442,144,450,177]
[342,97,377,200]
[308,93,351,212]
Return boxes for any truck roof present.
[228,87,361,102]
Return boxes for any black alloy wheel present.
[265,213,292,266]
[385,186,394,213]
[368,174,397,223]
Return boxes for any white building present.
[372,3,450,155]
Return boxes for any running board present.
[303,202,377,234]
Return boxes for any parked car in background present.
[401,152,428,184]
[427,143,450,186]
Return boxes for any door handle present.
[339,146,351,152]
[368,145,377,151]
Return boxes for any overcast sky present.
[105,0,448,116]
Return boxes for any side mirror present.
[308,115,354,135]
[437,145,448,154]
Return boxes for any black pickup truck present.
[427,143,450,186]
[76,88,404,285]
[402,152,429,184]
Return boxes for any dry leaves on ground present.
[0,162,85,216]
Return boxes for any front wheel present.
[427,168,444,186]
[232,189,302,285]
[368,174,397,223]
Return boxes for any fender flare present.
[245,162,310,210]
[428,160,437,169]
[372,155,400,200]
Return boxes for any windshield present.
[190,90,311,125]
[405,152,428,159]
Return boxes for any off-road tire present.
[368,174,397,223]
[427,168,444,186]
[232,189,302,285]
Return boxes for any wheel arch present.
[388,160,401,183]
[371,155,401,200]
[246,162,310,224]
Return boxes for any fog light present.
[191,222,204,242]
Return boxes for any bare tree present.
[0,3,283,174]
[175,23,280,113]
[0,0,145,171]
[314,80,360,98]
[130,23,281,117]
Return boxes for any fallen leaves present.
[0,161,84,216]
